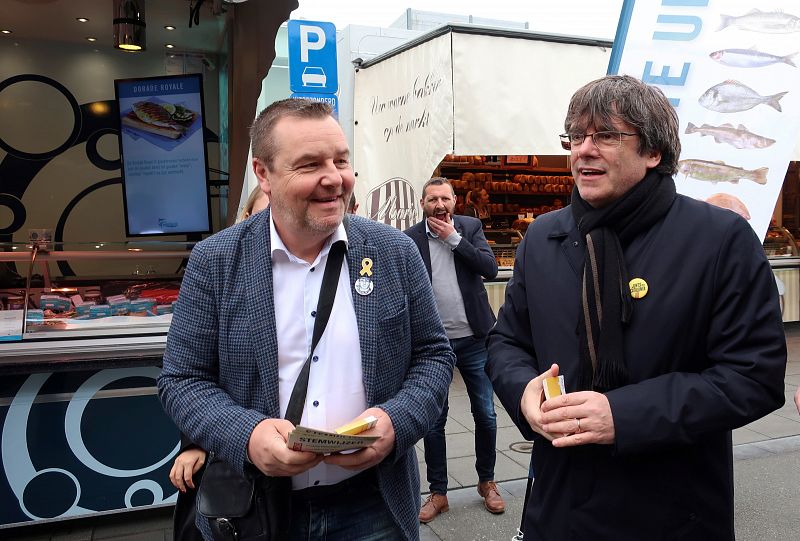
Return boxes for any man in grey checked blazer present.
[158,99,454,540]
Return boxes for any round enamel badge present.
[629,278,648,299]
[355,276,374,296]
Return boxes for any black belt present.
[291,468,377,502]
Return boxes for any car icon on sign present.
[302,66,327,87]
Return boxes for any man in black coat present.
[405,177,505,522]
[486,75,786,540]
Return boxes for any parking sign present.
[290,92,339,118]
[288,20,338,94]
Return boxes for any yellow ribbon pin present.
[359,258,373,277]
[629,278,648,299]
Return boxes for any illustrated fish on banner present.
[609,1,800,240]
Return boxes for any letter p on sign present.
[300,25,325,62]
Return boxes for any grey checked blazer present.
[158,210,455,540]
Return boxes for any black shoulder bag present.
[196,240,347,541]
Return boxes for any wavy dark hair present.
[564,75,680,175]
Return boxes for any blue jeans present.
[423,335,498,494]
[289,474,403,540]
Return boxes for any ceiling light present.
[86,37,97,42]
[165,43,174,48]
[113,0,146,52]
[76,17,89,23]
[164,25,175,30]
[1,30,12,35]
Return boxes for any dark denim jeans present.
[288,476,403,540]
[423,335,498,494]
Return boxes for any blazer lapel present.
[454,216,466,238]
[347,221,379,405]
[243,210,282,417]
[409,223,432,280]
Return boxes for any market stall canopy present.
[353,24,611,229]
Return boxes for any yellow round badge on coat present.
[629,278,648,299]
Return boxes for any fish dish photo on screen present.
[114,73,211,236]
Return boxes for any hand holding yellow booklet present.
[543,375,565,400]
[287,416,379,453]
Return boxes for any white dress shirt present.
[270,215,366,489]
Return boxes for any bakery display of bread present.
[444,154,486,165]
[448,172,573,195]
[511,217,533,235]
[439,155,573,227]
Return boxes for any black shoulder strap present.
[284,239,347,425]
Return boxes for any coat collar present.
[545,206,584,278]
[407,220,432,279]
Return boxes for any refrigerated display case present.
[0,241,190,530]
[764,224,799,258]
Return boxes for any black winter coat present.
[487,195,786,541]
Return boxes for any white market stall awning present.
[353,24,611,228]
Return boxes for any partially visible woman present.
[463,189,491,225]
[170,446,206,494]
[237,185,269,223]
[170,442,206,541]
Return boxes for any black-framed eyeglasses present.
[559,131,638,151]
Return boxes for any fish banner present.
[609,1,800,239]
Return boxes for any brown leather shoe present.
[478,481,506,514]
[419,493,449,523]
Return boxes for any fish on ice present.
[678,159,768,185]
[718,9,800,33]
[684,122,776,149]
[132,101,183,130]
[709,48,797,68]
[698,80,788,113]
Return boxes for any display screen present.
[115,74,211,236]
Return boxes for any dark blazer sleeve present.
[486,235,539,440]
[180,433,200,453]
[608,218,786,454]
[454,217,498,280]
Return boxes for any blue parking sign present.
[288,20,338,94]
